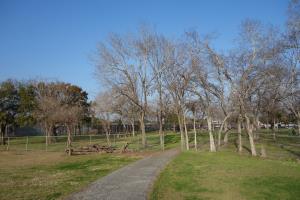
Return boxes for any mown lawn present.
[0,151,140,200]
[150,151,300,200]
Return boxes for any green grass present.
[0,131,181,152]
[0,131,181,200]
[150,151,300,200]
[0,151,140,200]
[1,129,299,200]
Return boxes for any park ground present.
[0,129,300,200]
[150,151,300,200]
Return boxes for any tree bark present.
[66,124,72,156]
[105,129,111,146]
[177,113,185,151]
[237,117,243,153]
[46,124,53,145]
[158,112,164,151]
[183,114,189,150]
[254,115,260,139]
[193,113,197,151]
[218,114,231,147]
[0,124,6,145]
[223,121,229,144]
[207,116,216,152]
[245,115,257,156]
[131,120,135,137]
[272,118,276,141]
[158,83,164,151]
[139,111,146,148]
[159,123,164,151]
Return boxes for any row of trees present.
[0,80,90,154]
[94,0,300,156]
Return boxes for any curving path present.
[66,149,179,200]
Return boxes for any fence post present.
[89,135,92,145]
[26,136,28,151]
[6,137,9,151]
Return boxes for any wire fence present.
[0,133,167,152]
[1,130,299,159]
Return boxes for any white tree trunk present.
[66,125,72,156]
[105,130,111,146]
[238,118,242,153]
[272,118,276,141]
[193,114,197,151]
[223,121,229,144]
[131,120,135,137]
[177,114,185,151]
[218,114,231,147]
[183,114,189,150]
[245,115,257,156]
[159,115,164,151]
[254,115,260,139]
[207,116,216,152]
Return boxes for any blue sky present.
[0,0,288,99]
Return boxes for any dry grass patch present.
[0,151,141,200]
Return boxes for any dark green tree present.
[0,80,19,144]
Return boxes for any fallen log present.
[66,144,117,155]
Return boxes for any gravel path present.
[66,149,179,200]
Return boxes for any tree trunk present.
[158,112,164,151]
[217,124,222,148]
[207,116,216,152]
[140,112,146,148]
[238,117,242,153]
[46,124,53,145]
[177,113,185,151]
[66,124,72,156]
[0,124,5,145]
[272,118,276,141]
[183,114,189,150]
[78,123,82,135]
[158,84,164,151]
[193,113,197,151]
[131,120,135,137]
[218,114,231,148]
[223,121,229,145]
[105,129,111,146]
[245,115,257,156]
[254,115,260,139]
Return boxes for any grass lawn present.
[0,131,181,200]
[0,151,141,200]
[150,151,300,200]
[1,129,299,199]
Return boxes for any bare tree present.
[96,31,153,148]
[283,0,300,134]
[163,39,193,151]
[93,91,115,145]
[231,20,277,156]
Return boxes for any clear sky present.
[0,0,289,99]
